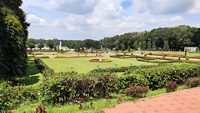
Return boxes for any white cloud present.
[188,0,200,14]
[22,0,200,39]
[27,14,48,26]
[46,0,99,14]
[149,16,184,24]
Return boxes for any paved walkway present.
[104,87,200,113]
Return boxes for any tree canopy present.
[0,0,28,80]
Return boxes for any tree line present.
[101,25,200,51]
[27,39,101,52]
[28,25,200,52]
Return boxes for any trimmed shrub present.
[126,63,200,90]
[118,74,149,90]
[124,86,149,97]
[165,81,178,92]
[39,73,119,105]
[34,58,54,76]
[185,77,200,88]
[89,65,151,74]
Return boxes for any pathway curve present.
[104,87,200,113]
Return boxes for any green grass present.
[16,59,43,87]
[41,57,154,73]
[14,85,189,113]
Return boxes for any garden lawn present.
[41,57,154,73]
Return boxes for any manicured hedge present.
[39,73,119,105]
[89,65,151,74]
[124,63,200,90]
[34,58,54,76]
[118,74,149,90]
[136,58,178,64]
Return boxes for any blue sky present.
[22,0,200,40]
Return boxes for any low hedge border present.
[124,63,200,90]
[34,58,54,76]
[136,58,178,64]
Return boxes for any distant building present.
[184,47,199,52]
[59,41,70,51]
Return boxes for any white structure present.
[59,41,70,51]
[184,47,199,52]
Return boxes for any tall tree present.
[155,38,164,49]
[27,38,36,50]
[0,4,28,80]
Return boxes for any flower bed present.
[89,58,112,63]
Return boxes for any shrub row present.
[0,82,38,111]
[136,58,178,64]
[122,63,200,90]
[89,65,151,74]
[34,58,54,76]
[124,86,149,97]
[39,73,119,105]
[185,77,200,88]
[110,54,136,59]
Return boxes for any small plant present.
[124,86,149,97]
[165,81,178,92]
[185,77,200,88]
[35,105,46,113]
[75,97,85,104]
[117,96,123,103]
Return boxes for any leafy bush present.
[34,58,54,76]
[165,81,178,92]
[90,65,151,74]
[185,77,200,88]
[35,58,45,72]
[118,74,149,90]
[124,86,149,97]
[0,82,38,111]
[39,73,119,105]
[125,63,200,90]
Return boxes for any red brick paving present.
[104,87,200,113]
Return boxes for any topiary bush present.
[124,86,149,97]
[165,81,178,92]
[185,77,200,88]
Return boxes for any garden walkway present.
[104,87,200,113]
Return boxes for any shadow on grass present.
[17,59,42,86]
[26,59,40,75]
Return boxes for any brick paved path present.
[104,87,200,113]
